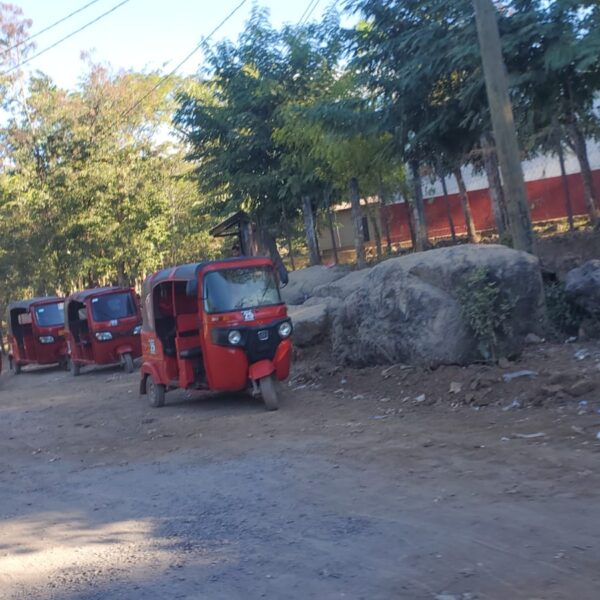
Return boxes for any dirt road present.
[1,345,599,599]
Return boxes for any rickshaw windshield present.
[91,292,136,322]
[34,302,64,327]
[204,266,281,314]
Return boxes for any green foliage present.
[543,281,585,336]
[456,267,517,360]
[0,51,221,307]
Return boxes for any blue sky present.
[14,0,336,89]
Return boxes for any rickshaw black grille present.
[246,327,278,362]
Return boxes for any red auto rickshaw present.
[139,257,292,410]
[64,287,142,375]
[7,297,68,373]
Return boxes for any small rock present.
[498,357,511,369]
[571,425,586,435]
[549,371,578,385]
[415,394,426,403]
[574,348,591,361]
[449,381,462,394]
[596,431,600,441]
[569,379,596,397]
[513,432,546,439]
[541,384,565,397]
[525,333,544,345]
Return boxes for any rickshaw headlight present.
[228,330,242,345]
[278,322,292,338]
[133,325,142,335]
[39,335,55,344]
[95,331,113,341]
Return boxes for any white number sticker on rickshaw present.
[242,310,255,321]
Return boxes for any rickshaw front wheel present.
[122,352,134,374]
[259,375,279,411]
[147,376,166,408]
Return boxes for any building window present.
[362,216,370,242]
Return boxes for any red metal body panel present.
[274,339,292,381]
[8,299,67,368]
[248,359,275,381]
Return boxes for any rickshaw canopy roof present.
[140,257,274,331]
[65,287,131,304]
[7,296,63,313]
[7,296,64,335]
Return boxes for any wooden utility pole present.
[473,0,536,254]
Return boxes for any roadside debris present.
[502,370,538,382]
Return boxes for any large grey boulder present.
[313,269,370,300]
[331,245,545,367]
[281,265,350,305]
[565,260,600,315]
[288,303,329,347]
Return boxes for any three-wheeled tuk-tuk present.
[7,297,68,373]
[64,287,142,376]
[139,257,293,411]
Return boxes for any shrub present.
[543,280,585,336]
[457,267,516,361]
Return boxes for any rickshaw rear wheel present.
[59,358,69,371]
[71,360,81,377]
[122,352,134,374]
[147,376,165,408]
[259,375,279,411]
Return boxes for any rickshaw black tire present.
[147,376,165,408]
[71,360,81,377]
[60,358,69,371]
[14,361,21,375]
[260,375,279,411]
[123,352,134,374]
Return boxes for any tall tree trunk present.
[453,166,479,243]
[436,160,457,242]
[481,132,509,237]
[301,195,321,266]
[282,209,296,270]
[326,195,339,265]
[474,0,536,254]
[367,204,382,260]
[117,261,128,287]
[409,160,429,252]
[567,120,599,227]
[554,121,574,231]
[349,177,367,268]
[379,190,393,253]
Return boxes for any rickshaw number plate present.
[149,339,156,354]
[242,310,255,321]
[258,330,269,341]
[110,319,118,326]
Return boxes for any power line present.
[4,0,132,75]
[120,0,248,120]
[301,0,321,25]
[1,0,103,57]
[297,0,319,25]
